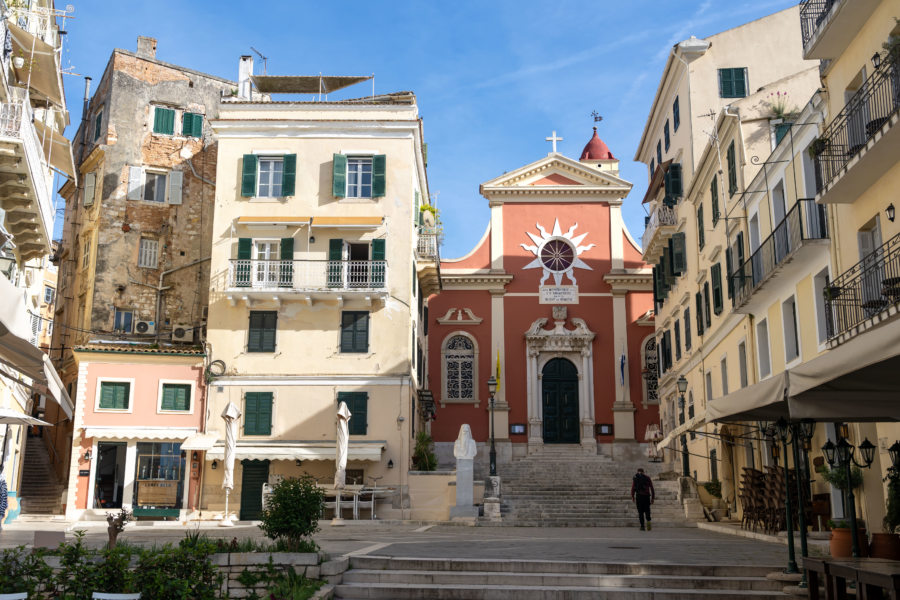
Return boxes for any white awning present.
[83,426,197,441]
[33,120,75,177]
[8,22,65,107]
[205,442,384,462]
[180,432,219,451]
[655,415,707,451]
[706,372,789,423]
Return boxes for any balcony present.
[799,0,880,60]
[226,259,387,304]
[0,99,54,262]
[813,49,900,203]
[415,228,441,296]
[731,200,829,313]
[641,204,678,262]
[825,233,900,344]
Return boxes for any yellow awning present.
[311,216,383,228]
[8,22,64,108]
[33,120,74,177]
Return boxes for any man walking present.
[631,467,655,530]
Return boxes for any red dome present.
[580,127,615,160]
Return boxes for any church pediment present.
[480,153,632,199]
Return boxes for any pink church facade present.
[427,130,658,464]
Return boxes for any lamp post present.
[822,431,876,558]
[775,418,798,574]
[487,375,498,477]
[791,419,817,588]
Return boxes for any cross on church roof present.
[545,130,563,153]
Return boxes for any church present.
[428,128,658,466]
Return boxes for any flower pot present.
[12,56,24,69]
[830,528,869,558]
[870,533,900,560]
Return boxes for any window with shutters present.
[143,172,167,203]
[152,106,176,135]
[82,233,91,270]
[704,281,712,328]
[664,120,670,151]
[240,154,296,198]
[697,204,705,249]
[114,308,133,333]
[93,109,103,142]
[181,112,203,138]
[656,141,662,165]
[649,159,655,176]
[337,391,368,435]
[782,296,800,363]
[97,380,132,411]
[159,382,192,412]
[757,319,771,378]
[711,263,724,315]
[673,97,680,131]
[248,311,277,352]
[44,286,54,304]
[718,68,748,98]
[684,309,691,351]
[671,232,686,275]
[340,311,369,353]
[258,157,283,197]
[674,319,681,361]
[347,157,373,198]
[333,154,385,199]
[83,172,97,207]
[243,391,273,435]
[643,337,658,405]
[695,292,704,336]
[138,238,159,269]
[711,176,720,224]
[738,341,749,388]
[727,141,737,196]
[443,334,476,404]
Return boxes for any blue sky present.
[56,0,797,257]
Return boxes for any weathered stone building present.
[49,37,233,503]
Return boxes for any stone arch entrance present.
[541,358,579,443]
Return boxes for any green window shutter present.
[182,112,193,137]
[340,311,369,353]
[727,142,737,196]
[414,191,420,226]
[244,392,271,435]
[371,238,386,261]
[671,232,686,274]
[100,382,129,409]
[669,163,683,198]
[711,176,719,224]
[282,154,297,196]
[734,68,747,97]
[248,311,277,352]
[719,69,733,98]
[684,308,691,350]
[338,392,368,435]
[154,107,175,134]
[340,312,355,352]
[162,384,190,411]
[697,204,705,249]
[704,282,712,327]
[371,238,386,286]
[236,238,251,287]
[652,267,661,303]
[244,393,258,435]
[193,113,203,137]
[696,292,704,336]
[711,263,723,315]
[372,154,386,197]
[726,247,734,299]
[662,246,674,290]
[241,154,258,197]
[332,154,347,198]
[261,312,277,352]
[328,238,344,287]
[279,238,294,288]
[735,232,745,292]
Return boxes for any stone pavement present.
[0,520,788,568]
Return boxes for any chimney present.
[238,55,254,100]
[136,36,157,59]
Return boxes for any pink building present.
[65,345,207,521]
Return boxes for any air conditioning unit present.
[134,320,156,335]
[172,324,193,343]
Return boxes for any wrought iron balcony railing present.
[0,99,54,237]
[731,200,828,307]
[641,204,678,254]
[416,229,439,260]
[813,49,900,193]
[825,233,900,340]
[799,0,837,49]
[228,259,387,291]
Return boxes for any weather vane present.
[591,110,603,123]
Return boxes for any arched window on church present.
[642,337,659,407]
[442,334,478,406]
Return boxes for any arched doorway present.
[541,358,579,443]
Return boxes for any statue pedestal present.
[450,457,478,519]
[483,475,502,522]
[483,497,502,522]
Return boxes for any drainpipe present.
[154,257,211,342]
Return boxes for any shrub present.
[822,465,864,490]
[259,475,325,552]
[135,539,222,600]
[884,467,900,534]
[703,479,722,499]
[412,430,437,471]
[0,546,52,596]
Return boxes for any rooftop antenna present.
[250,46,268,75]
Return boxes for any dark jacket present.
[631,473,655,500]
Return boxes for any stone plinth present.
[450,457,478,519]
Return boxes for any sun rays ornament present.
[521,219,595,286]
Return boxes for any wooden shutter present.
[94,111,103,141]
[704,282,712,327]
[127,166,143,200]
[653,266,663,303]
[710,176,719,223]
[371,238,386,286]
[193,113,203,137]
[328,238,344,287]
[236,238,252,287]
[734,68,747,97]
[414,191,420,226]
[671,232,686,275]
[340,312,355,352]
[338,391,368,435]
[726,247,734,299]
[372,154,386,197]
[735,232,745,291]
[279,237,294,288]
[245,392,272,435]
[248,311,277,352]
[719,69,733,97]
[162,384,190,411]
[167,170,183,205]
[354,312,369,352]
[241,154,258,197]
[668,163,683,198]
[662,247,674,291]
[282,154,297,196]
[727,142,737,195]
[711,263,723,315]
[332,154,347,198]
[697,204,705,249]
[83,172,96,207]
[244,392,258,434]
[182,112,193,137]
[154,107,175,134]
[696,292,704,336]
[261,312,277,351]
[684,308,691,350]
[101,382,128,409]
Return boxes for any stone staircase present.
[483,446,687,527]
[335,556,789,599]
[18,435,65,515]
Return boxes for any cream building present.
[200,58,436,520]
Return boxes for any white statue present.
[453,424,477,460]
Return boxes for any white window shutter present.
[127,166,143,200]
[83,172,96,207]
[168,170,183,205]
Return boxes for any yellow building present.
[200,59,436,520]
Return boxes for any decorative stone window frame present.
[440,331,479,407]
[640,334,659,408]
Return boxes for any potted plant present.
[870,466,900,559]
[823,466,868,557]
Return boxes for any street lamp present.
[889,441,900,470]
[676,375,688,424]
[774,418,799,575]
[487,375,498,477]
[822,430,876,557]
[793,420,817,588]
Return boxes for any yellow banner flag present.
[496,350,501,391]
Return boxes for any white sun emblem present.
[521,219,595,285]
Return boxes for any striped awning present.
[83,426,197,441]
[235,216,310,226]
[310,217,383,228]
[205,441,384,462]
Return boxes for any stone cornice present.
[603,269,653,292]
[440,272,513,291]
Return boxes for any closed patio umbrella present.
[334,401,351,490]
[220,401,241,527]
